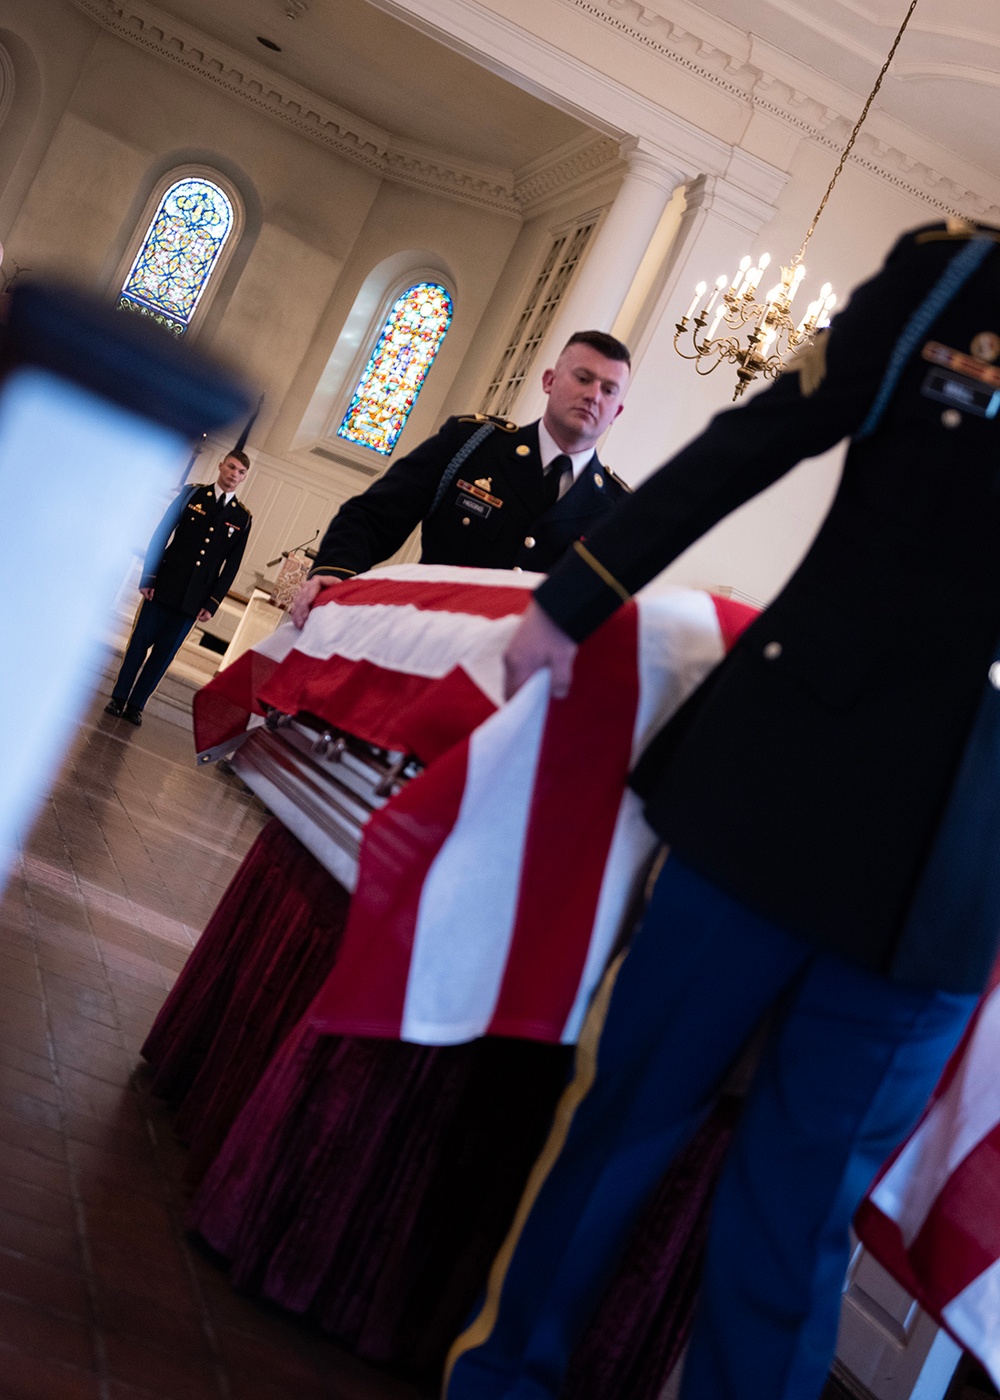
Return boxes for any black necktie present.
[543,454,572,509]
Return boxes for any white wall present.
[6,0,1000,611]
[604,155,946,605]
[0,0,556,596]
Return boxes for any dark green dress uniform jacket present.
[141,484,252,618]
[309,418,629,579]
[536,222,1000,994]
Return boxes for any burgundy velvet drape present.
[144,819,735,1394]
[142,819,352,1172]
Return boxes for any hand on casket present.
[503,600,578,701]
[290,573,340,629]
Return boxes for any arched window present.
[337,281,453,456]
[119,176,235,337]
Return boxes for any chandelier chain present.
[793,0,920,266]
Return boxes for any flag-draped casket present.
[175,563,754,1388]
[194,563,756,1046]
[188,563,1000,1390]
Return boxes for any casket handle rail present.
[375,752,410,798]
[312,731,347,761]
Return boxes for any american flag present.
[855,954,1000,1386]
[194,564,755,1045]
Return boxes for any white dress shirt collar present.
[536,421,596,483]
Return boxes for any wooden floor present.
[0,698,427,1400]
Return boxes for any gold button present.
[516,444,531,457]
[524,536,535,548]
[462,517,471,526]
[194,560,201,567]
[941,409,962,429]
[513,566,522,573]
[763,641,782,660]
[593,472,603,487]
[990,662,1000,689]
[200,549,206,555]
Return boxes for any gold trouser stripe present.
[442,947,629,1397]
[572,541,631,605]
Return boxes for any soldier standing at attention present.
[289,330,632,628]
[106,450,252,726]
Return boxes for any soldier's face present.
[217,456,249,492]
[541,344,629,451]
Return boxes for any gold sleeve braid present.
[572,541,631,603]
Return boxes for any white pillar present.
[512,138,686,423]
[599,153,848,607]
[605,152,789,476]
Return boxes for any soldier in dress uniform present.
[289,330,632,628]
[446,221,1000,1400]
[105,450,252,725]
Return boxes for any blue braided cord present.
[854,237,996,441]
[429,422,497,514]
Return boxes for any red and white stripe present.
[193,564,756,1045]
[298,575,749,1045]
[856,958,1000,1385]
[193,565,539,760]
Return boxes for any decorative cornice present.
[66,0,621,218]
[370,0,739,179]
[568,0,1000,221]
[514,133,624,215]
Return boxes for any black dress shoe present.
[104,698,126,718]
[123,705,143,727]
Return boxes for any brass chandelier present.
[674,0,921,399]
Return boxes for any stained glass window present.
[337,282,453,455]
[119,177,235,336]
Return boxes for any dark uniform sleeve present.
[310,417,478,579]
[140,486,195,590]
[535,225,964,641]
[206,506,252,615]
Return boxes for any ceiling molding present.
[66,0,622,218]
[891,62,1000,88]
[746,0,1000,58]
[514,132,625,215]
[567,0,1000,220]
[366,0,743,178]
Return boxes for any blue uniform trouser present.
[111,598,195,712]
[445,856,976,1400]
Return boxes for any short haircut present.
[562,330,631,368]
[224,449,251,469]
